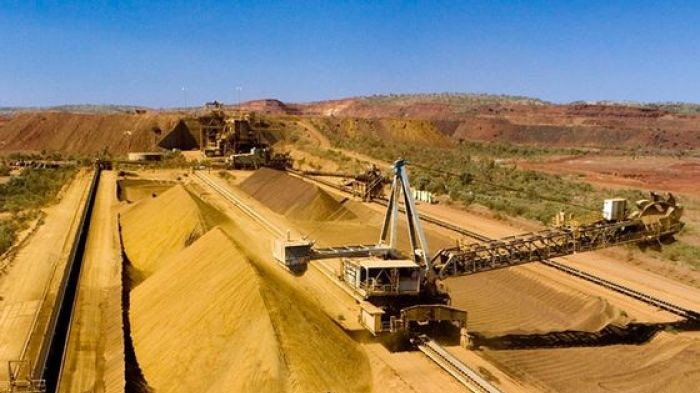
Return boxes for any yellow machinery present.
[1,361,45,393]
[273,159,690,338]
[197,107,291,169]
[432,192,684,279]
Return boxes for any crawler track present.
[295,171,700,322]
[415,336,502,393]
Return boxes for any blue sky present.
[1,1,699,107]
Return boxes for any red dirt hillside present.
[0,111,186,155]
[1,94,699,155]
[238,99,301,115]
[297,95,700,150]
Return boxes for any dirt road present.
[0,170,91,380]
[58,171,124,393]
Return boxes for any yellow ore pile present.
[117,179,176,203]
[121,185,371,393]
[484,332,700,393]
[445,268,629,336]
[120,184,225,280]
[239,167,356,221]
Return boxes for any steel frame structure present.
[432,218,684,279]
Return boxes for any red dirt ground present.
[297,98,700,150]
[518,155,700,196]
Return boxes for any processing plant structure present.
[197,103,292,169]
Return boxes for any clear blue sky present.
[1,1,699,107]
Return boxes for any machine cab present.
[342,257,421,298]
[273,238,313,269]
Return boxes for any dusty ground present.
[58,168,698,393]
[518,155,700,196]
[0,170,91,380]
[208,168,700,393]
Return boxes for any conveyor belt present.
[415,336,502,393]
[34,166,102,393]
[194,171,284,237]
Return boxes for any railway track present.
[196,172,506,390]
[200,169,698,392]
[295,171,700,322]
[539,259,700,321]
[414,336,502,393]
[194,171,284,238]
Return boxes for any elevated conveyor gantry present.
[431,193,684,279]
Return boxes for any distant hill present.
[1,93,699,155]
[0,104,150,115]
[568,100,700,114]
[293,94,700,151]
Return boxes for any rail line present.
[294,171,700,322]
[415,336,502,393]
[539,259,700,320]
[196,171,505,391]
[194,171,284,238]
[194,172,370,305]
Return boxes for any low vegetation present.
[659,239,700,269]
[316,128,643,223]
[0,165,76,255]
[358,92,549,106]
[308,124,700,271]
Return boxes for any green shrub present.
[0,166,76,255]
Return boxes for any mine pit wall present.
[116,215,151,393]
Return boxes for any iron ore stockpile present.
[444,268,630,336]
[229,167,700,392]
[119,182,371,393]
[11,164,698,393]
[239,168,455,252]
[239,167,356,222]
[485,333,700,393]
[116,179,177,203]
